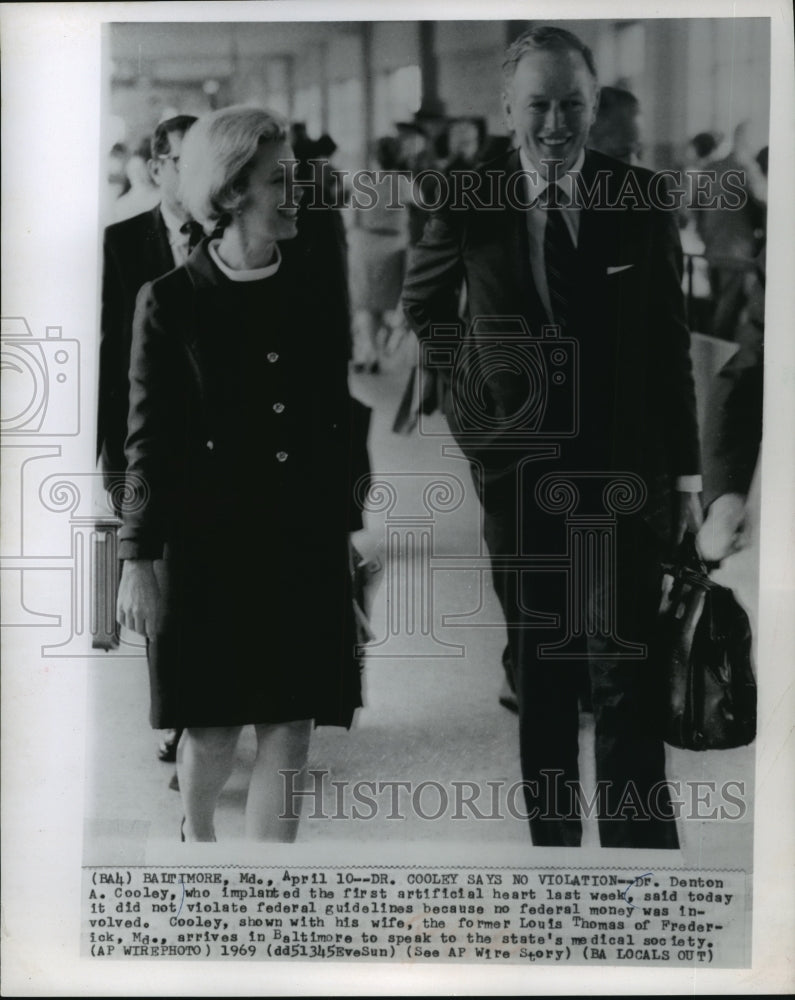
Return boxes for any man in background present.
[97,114,199,764]
[588,85,642,164]
[98,114,200,502]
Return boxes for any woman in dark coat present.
[116,106,365,842]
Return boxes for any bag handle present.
[663,531,720,580]
[678,531,708,574]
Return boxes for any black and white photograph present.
[1,1,793,995]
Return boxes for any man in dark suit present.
[98,114,199,504]
[403,26,702,848]
[98,114,198,764]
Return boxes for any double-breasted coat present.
[119,235,366,729]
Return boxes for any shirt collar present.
[159,201,190,240]
[519,147,586,204]
[208,239,282,282]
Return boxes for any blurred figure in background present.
[291,125,351,351]
[678,130,723,329]
[686,130,722,172]
[696,120,767,340]
[396,120,437,247]
[587,86,642,164]
[289,121,311,158]
[112,138,161,223]
[444,116,487,172]
[107,142,131,201]
[348,136,411,373]
[294,129,345,209]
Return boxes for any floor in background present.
[84,357,756,867]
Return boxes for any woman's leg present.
[178,726,242,841]
[352,310,376,370]
[371,310,386,364]
[245,719,312,841]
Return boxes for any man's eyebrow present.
[526,90,586,100]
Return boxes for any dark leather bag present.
[657,533,756,750]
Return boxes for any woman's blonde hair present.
[178,105,288,230]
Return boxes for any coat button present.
[206,440,214,450]
[267,352,279,363]
[273,402,285,413]
[276,451,288,462]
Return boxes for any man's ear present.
[147,158,161,187]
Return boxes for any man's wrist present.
[123,558,154,570]
[675,474,702,492]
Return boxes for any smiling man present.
[403,26,702,848]
[504,34,598,177]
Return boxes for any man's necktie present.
[180,220,204,254]
[543,184,577,327]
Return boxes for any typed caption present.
[83,865,748,966]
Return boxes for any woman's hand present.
[117,559,161,637]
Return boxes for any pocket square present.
[607,264,634,275]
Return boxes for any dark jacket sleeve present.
[649,205,702,480]
[97,227,128,491]
[402,207,465,341]
[117,279,183,560]
[296,217,369,530]
[326,251,369,532]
